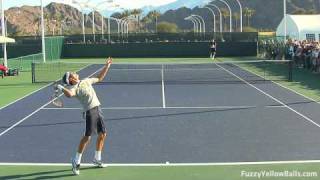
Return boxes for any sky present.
[3,0,177,10]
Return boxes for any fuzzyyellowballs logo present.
[241,170,318,178]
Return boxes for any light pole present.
[92,9,95,42]
[1,0,7,66]
[202,7,216,32]
[109,17,122,35]
[206,4,223,32]
[191,19,198,33]
[105,5,122,43]
[40,0,46,63]
[120,18,127,35]
[185,16,201,33]
[184,17,198,33]
[234,0,243,32]
[84,0,114,42]
[96,3,119,43]
[191,16,201,33]
[72,0,87,43]
[284,0,287,41]
[120,16,138,35]
[191,15,205,33]
[213,0,232,32]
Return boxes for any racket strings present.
[51,83,64,107]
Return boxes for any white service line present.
[1,160,320,167]
[41,105,284,110]
[0,65,105,138]
[161,65,166,108]
[215,63,320,128]
[42,107,163,110]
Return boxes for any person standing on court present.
[56,58,112,175]
[210,39,217,60]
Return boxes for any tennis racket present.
[51,83,64,108]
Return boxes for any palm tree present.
[220,8,229,32]
[233,12,240,31]
[141,15,152,32]
[243,7,255,27]
[247,9,255,27]
[118,10,131,19]
[243,7,248,26]
[131,8,143,32]
[149,10,161,33]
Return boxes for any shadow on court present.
[0,169,72,180]
[0,99,316,130]
[0,107,254,129]
[0,167,97,180]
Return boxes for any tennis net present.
[0,53,43,72]
[31,60,293,84]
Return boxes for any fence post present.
[31,62,35,83]
[289,60,293,81]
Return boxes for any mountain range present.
[4,0,320,36]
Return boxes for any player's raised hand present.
[106,57,112,68]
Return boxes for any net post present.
[31,62,35,83]
[288,60,293,81]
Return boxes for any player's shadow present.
[0,167,96,180]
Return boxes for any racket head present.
[52,97,64,107]
[51,82,64,107]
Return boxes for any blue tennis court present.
[1,61,320,164]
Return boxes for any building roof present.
[287,14,320,32]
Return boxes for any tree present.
[141,15,152,32]
[131,8,143,32]
[220,8,230,31]
[157,21,178,33]
[118,10,131,19]
[243,7,255,27]
[233,12,240,31]
[149,10,161,33]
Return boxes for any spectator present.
[259,38,320,73]
[0,64,8,78]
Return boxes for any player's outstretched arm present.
[97,57,112,82]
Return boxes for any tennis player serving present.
[56,58,112,175]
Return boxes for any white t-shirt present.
[70,78,101,111]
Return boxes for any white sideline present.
[0,82,54,110]
[233,62,320,104]
[161,65,166,108]
[1,160,320,167]
[0,64,92,110]
[0,66,104,137]
[215,63,320,128]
